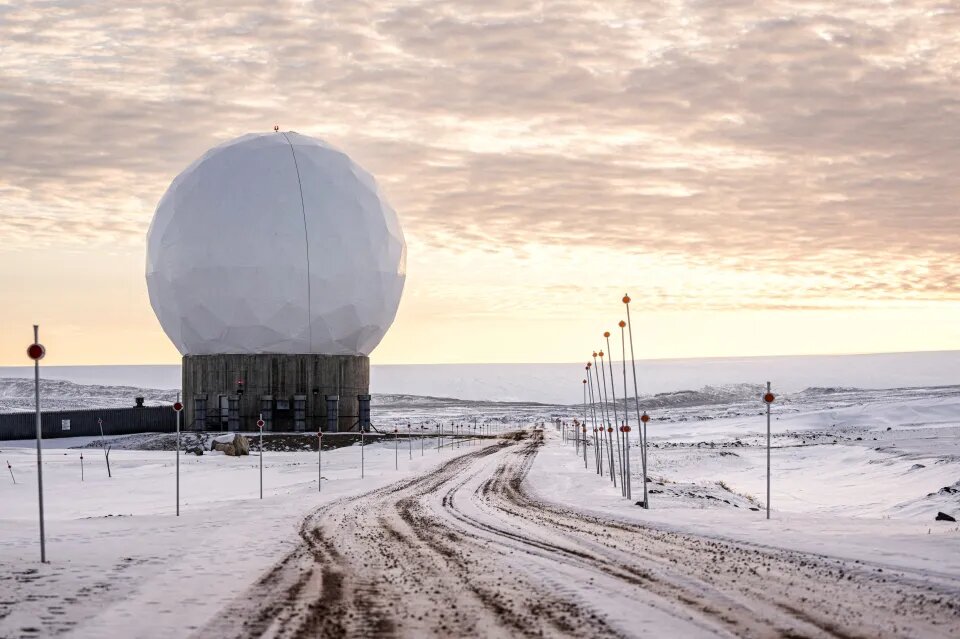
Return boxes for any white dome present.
[146,132,406,356]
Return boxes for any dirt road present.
[209,432,960,638]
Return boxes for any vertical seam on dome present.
[281,132,313,351]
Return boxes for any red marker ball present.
[27,343,45,361]
[763,392,775,404]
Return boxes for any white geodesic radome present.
[146,131,406,356]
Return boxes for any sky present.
[1,0,959,366]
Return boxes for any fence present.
[0,406,176,441]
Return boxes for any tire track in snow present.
[208,431,960,638]
[473,432,960,638]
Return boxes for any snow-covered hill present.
[0,378,179,413]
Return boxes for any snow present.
[0,434,494,636]
[0,377,177,413]
[529,430,960,583]
[2,373,959,636]
[527,385,960,581]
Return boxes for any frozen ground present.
[0,432,501,637]
[1,380,959,637]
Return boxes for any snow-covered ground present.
[0,434,499,636]
[530,430,960,581]
[566,384,960,523]
[1,376,958,637]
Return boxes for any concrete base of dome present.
[182,353,369,433]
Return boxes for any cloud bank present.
[1,0,958,311]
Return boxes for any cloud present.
[1,0,959,310]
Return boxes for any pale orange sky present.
[2,1,959,366]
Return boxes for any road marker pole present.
[395,427,399,470]
[7,460,15,484]
[257,415,265,499]
[585,367,595,468]
[621,424,632,501]
[318,431,323,493]
[409,423,413,460]
[361,427,365,478]
[604,332,624,496]
[590,358,605,476]
[764,384,775,520]
[79,454,83,482]
[598,350,616,487]
[173,398,184,515]
[594,427,601,475]
[581,425,587,468]
[28,326,47,563]
[619,321,631,500]
[587,365,599,474]
[640,412,651,507]
[623,294,649,509]
[579,380,588,457]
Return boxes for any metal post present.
[7,460,15,484]
[591,360,605,476]
[395,428,399,470]
[598,351,616,486]
[176,392,181,516]
[766,381,771,520]
[361,428,365,478]
[623,424,631,501]
[619,322,631,500]
[259,412,263,500]
[318,432,322,493]
[32,325,46,563]
[623,294,648,509]
[581,380,588,456]
[605,333,624,495]
[587,368,599,474]
[409,424,413,460]
[80,454,83,482]
[582,426,587,467]
[437,423,440,452]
